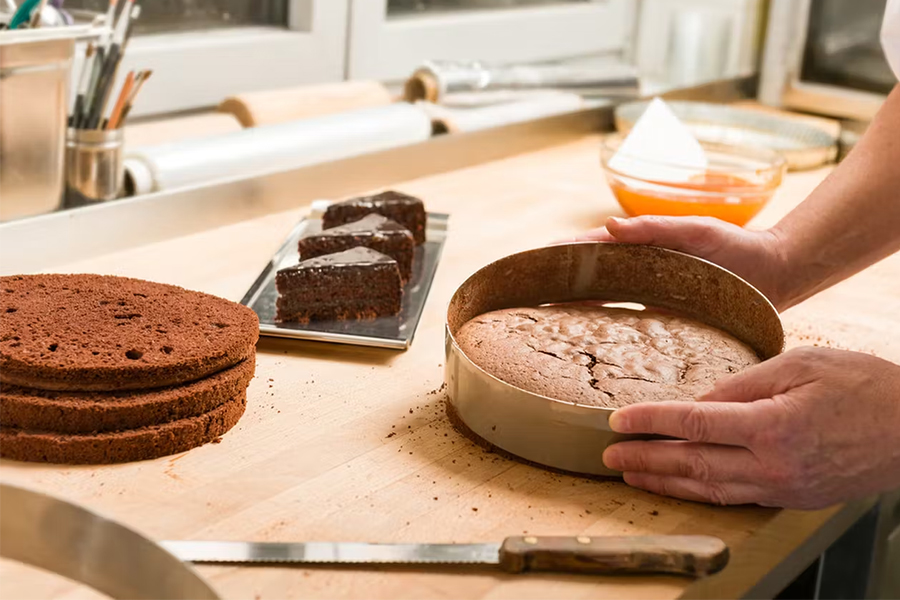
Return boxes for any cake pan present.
[444,243,783,477]
[615,100,837,171]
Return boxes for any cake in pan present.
[456,302,760,408]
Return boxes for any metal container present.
[0,483,219,599]
[0,26,94,222]
[445,243,783,477]
[65,127,125,204]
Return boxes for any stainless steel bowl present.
[444,243,784,477]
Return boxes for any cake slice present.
[275,247,402,323]
[299,214,415,282]
[323,191,427,244]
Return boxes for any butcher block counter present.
[1,134,895,600]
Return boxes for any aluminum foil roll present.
[405,60,640,104]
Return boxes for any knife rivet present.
[577,536,591,545]
[524,536,538,545]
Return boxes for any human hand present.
[601,347,900,510]
[571,216,791,310]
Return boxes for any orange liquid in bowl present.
[608,172,775,227]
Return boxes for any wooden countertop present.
[1,136,893,600]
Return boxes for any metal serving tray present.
[241,204,448,350]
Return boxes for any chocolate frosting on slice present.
[319,214,411,237]
[335,190,422,211]
[284,247,397,272]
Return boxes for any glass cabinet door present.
[347,0,637,82]
[66,0,349,115]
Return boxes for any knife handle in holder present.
[498,535,729,577]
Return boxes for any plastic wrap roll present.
[124,103,431,196]
[219,81,394,128]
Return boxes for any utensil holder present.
[65,127,125,206]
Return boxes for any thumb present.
[700,351,809,403]
[606,215,727,257]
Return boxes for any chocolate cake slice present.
[323,191,427,245]
[275,247,402,323]
[299,214,415,282]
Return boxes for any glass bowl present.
[600,134,787,226]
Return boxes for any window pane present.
[800,0,894,94]
[388,0,589,17]
[65,0,289,34]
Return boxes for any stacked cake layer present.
[0,274,259,464]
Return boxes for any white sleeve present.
[883,0,900,79]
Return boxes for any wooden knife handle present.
[498,535,729,577]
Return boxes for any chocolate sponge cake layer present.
[276,247,402,323]
[0,274,259,392]
[456,303,759,408]
[0,355,255,434]
[299,214,415,282]
[323,191,426,244]
[0,393,247,464]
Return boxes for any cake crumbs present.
[386,432,396,439]
[471,507,478,512]
[649,510,659,516]
[211,437,223,444]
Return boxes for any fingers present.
[700,348,818,403]
[603,440,764,483]
[568,226,615,243]
[608,400,769,446]
[603,215,728,256]
[622,472,766,506]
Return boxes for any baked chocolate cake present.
[275,247,402,323]
[0,392,247,464]
[455,303,760,408]
[0,356,255,434]
[0,274,259,391]
[323,191,426,244]
[299,214,415,282]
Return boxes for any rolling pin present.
[219,80,394,128]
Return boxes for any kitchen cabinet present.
[347,0,638,83]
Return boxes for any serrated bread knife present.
[161,535,728,577]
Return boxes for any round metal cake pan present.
[444,243,784,477]
[615,100,838,171]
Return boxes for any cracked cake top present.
[454,302,760,408]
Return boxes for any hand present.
[572,216,791,310]
[601,347,900,510]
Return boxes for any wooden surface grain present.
[1,136,895,599]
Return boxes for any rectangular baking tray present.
[240,203,449,350]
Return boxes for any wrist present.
[762,225,796,311]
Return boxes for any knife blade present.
[160,535,729,577]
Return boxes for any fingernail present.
[607,216,623,227]
[602,446,623,470]
[608,411,628,432]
